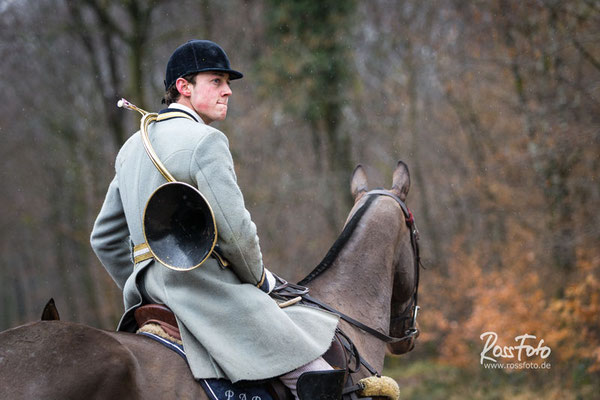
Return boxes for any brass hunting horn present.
[118,98,217,271]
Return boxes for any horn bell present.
[143,182,217,271]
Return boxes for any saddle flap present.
[297,370,346,400]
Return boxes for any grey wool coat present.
[90,105,339,382]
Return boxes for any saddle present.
[135,304,398,400]
[134,304,181,341]
[134,304,349,400]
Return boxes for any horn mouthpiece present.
[116,97,147,116]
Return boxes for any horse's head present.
[350,161,420,355]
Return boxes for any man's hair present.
[162,73,198,105]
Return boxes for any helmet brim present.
[165,68,243,91]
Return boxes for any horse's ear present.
[391,161,410,201]
[351,164,369,200]
[41,298,60,321]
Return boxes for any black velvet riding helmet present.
[164,40,243,90]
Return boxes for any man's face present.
[183,72,232,124]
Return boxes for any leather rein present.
[274,189,422,348]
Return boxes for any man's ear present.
[175,77,192,97]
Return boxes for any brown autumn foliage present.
[409,1,600,378]
[421,232,600,373]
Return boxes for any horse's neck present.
[308,199,402,373]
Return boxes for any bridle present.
[273,189,422,374]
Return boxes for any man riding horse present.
[91,40,342,399]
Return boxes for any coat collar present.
[166,103,205,124]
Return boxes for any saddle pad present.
[139,331,187,360]
[139,331,274,400]
[200,379,273,400]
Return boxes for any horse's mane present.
[298,194,378,286]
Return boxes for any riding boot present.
[296,369,346,400]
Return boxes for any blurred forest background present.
[1,0,598,398]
